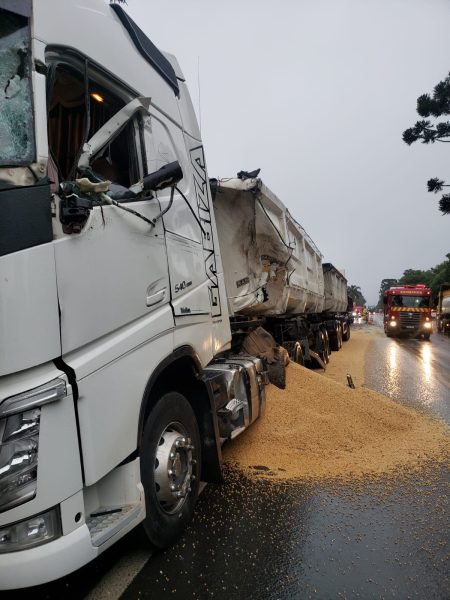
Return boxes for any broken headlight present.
[0,379,66,512]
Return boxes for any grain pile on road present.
[323,325,373,386]
[223,330,449,482]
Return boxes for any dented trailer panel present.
[285,212,324,314]
[213,176,324,317]
[322,263,348,313]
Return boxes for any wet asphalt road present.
[367,314,450,422]
[120,321,449,600]
[5,323,449,599]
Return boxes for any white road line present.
[85,550,152,600]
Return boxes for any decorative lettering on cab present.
[190,146,222,317]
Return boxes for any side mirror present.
[143,161,183,192]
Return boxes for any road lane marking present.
[85,550,152,600]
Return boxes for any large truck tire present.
[330,329,340,351]
[141,392,201,549]
[423,332,431,341]
[283,341,305,366]
[315,330,329,364]
[342,324,350,342]
[323,330,331,363]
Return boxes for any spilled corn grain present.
[223,329,449,481]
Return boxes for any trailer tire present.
[323,330,331,363]
[316,330,328,364]
[342,325,350,342]
[330,330,340,352]
[141,392,201,549]
[283,341,305,366]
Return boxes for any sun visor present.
[110,4,179,97]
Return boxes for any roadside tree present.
[348,285,366,307]
[402,72,450,215]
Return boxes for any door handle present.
[146,288,166,307]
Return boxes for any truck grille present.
[399,312,421,329]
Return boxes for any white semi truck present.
[0,1,350,588]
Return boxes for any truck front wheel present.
[140,392,201,548]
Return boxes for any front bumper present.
[385,320,432,335]
[1,523,96,590]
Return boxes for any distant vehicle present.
[383,284,432,339]
[436,284,450,335]
[352,305,364,318]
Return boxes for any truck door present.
[47,58,172,354]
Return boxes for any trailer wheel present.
[330,327,340,351]
[315,330,328,364]
[283,341,304,366]
[140,392,201,549]
[323,330,331,363]
[342,324,350,342]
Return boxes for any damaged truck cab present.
[0,1,269,588]
[0,1,352,589]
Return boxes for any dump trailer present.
[0,1,349,588]
[436,284,450,335]
[212,176,351,367]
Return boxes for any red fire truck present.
[383,284,433,339]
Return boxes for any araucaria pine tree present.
[402,72,450,215]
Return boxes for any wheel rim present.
[154,421,195,515]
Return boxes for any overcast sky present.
[127,0,450,305]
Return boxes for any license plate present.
[405,325,415,329]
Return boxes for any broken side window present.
[0,8,35,166]
[48,61,142,186]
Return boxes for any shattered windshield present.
[0,9,35,165]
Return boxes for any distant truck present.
[383,284,432,339]
[352,305,364,318]
[436,284,450,335]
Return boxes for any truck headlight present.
[389,321,397,327]
[424,322,432,329]
[0,507,61,553]
[0,379,66,512]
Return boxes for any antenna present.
[197,55,202,134]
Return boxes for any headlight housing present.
[0,507,61,553]
[0,379,66,512]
